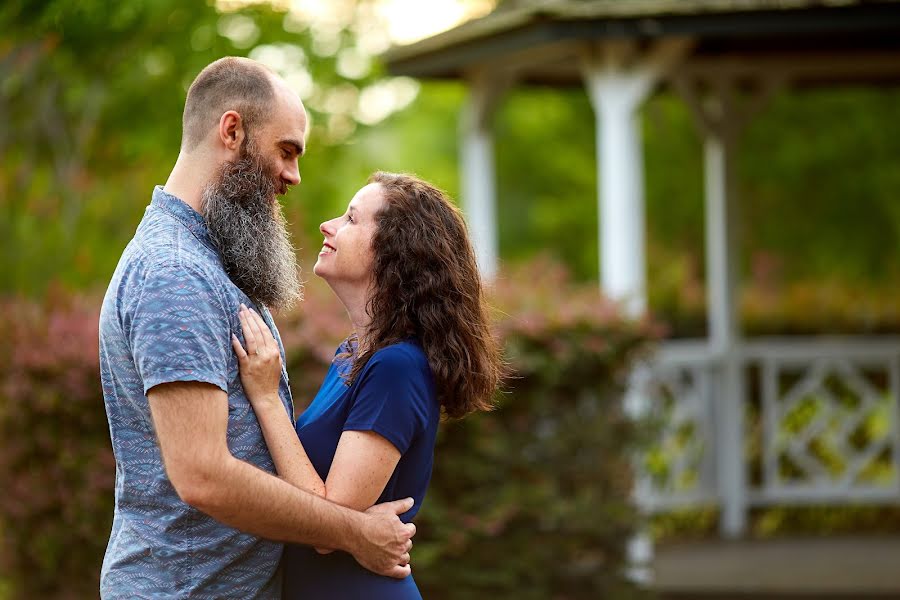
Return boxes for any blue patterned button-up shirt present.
[99,186,293,598]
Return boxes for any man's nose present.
[283,163,301,187]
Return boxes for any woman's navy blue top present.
[281,340,440,599]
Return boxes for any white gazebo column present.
[675,74,780,538]
[459,70,511,280]
[581,40,691,585]
[581,39,691,317]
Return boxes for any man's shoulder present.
[110,223,231,317]
[132,207,218,270]
[117,213,228,290]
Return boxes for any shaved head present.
[182,57,276,151]
[179,57,307,310]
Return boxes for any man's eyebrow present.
[279,138,305,157]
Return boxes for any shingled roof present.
[384,0,900,85]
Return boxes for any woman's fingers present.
[238,304,280,365]
[238,304,258,355]
[231,334,248,360]
[246,309,271,359]
[248,307,277,353]
[245,307,266,349]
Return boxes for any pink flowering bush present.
[0,295,114,599]
[0,258,656,598]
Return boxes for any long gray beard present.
[201,155,302,312]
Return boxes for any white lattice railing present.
[632,336,900,524]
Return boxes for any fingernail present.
[240,303,247,311]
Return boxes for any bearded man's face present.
[201,138,302,311]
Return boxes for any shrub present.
[0,259,656,598]
[0,295,113,599]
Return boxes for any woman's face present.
[314,183,386,290]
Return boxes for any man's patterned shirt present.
[99,186,293,598]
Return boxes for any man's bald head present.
[182,57,276,151]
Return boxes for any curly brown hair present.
[340,171,503,419]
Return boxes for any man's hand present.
[349,497,416,578]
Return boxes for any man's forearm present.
[190,455,363,552]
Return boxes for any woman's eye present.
[346,214,354,223]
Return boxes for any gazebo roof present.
[384,0,900,87]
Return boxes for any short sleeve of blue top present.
[281,340,440,599]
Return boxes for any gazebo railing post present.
[710,130,748,539]
[674,73,782,538]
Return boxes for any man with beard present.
[98,57,415,598]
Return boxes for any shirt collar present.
[150,185,216,251]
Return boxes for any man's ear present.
[217,110,245,154]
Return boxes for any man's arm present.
[147,381,414,578]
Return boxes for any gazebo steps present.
[652,536,900,599]
[660,593,900,600]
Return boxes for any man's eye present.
[347,214,354,223]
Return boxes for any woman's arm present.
[234,306,401,511]
[325,430,401,511]
[232,305,325,497]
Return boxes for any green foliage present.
[0,259,655,598]
[0,0,406,295]
[645,244,900,337]
[652,504,900,542]
[494,88,600,279]
[740,88,900,283]
[3,1,899,337]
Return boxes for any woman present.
[231,171,503,598]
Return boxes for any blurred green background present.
[3,0,898,335]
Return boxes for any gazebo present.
[384,0,900,595]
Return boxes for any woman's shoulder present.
[361,342,438,416]
[369,340,428,370]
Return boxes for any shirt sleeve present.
[343,346,432,455]
[126,261,232,395]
